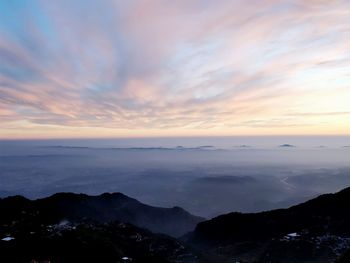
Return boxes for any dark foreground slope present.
[2,188,350,262]
[0,193,205,263]
[0,219,201,263]
[187,187,350,262]
[0,192,203,237]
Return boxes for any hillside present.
[0,192,204,238]
[187,187,350,262]
[2,188,350,262]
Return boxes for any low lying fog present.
[1,137,350,218]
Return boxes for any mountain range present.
[0,192,203,238]
[1,187,350,262]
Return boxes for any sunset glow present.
[1,0,350,138]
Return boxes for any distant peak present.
[278,144,296,148]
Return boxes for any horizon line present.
[1,134,350,141]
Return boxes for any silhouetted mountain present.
[0,193,205,262]
[2,188,350,262]
[187,187,350,262]
[0,192,203,237]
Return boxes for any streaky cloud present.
[1,0,350,137]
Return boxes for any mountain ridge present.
[0,192,204,238]
[2,187,350,262]
[186,186,350,262]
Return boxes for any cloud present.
[1,0,350,137]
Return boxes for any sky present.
[1,0,350,139]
